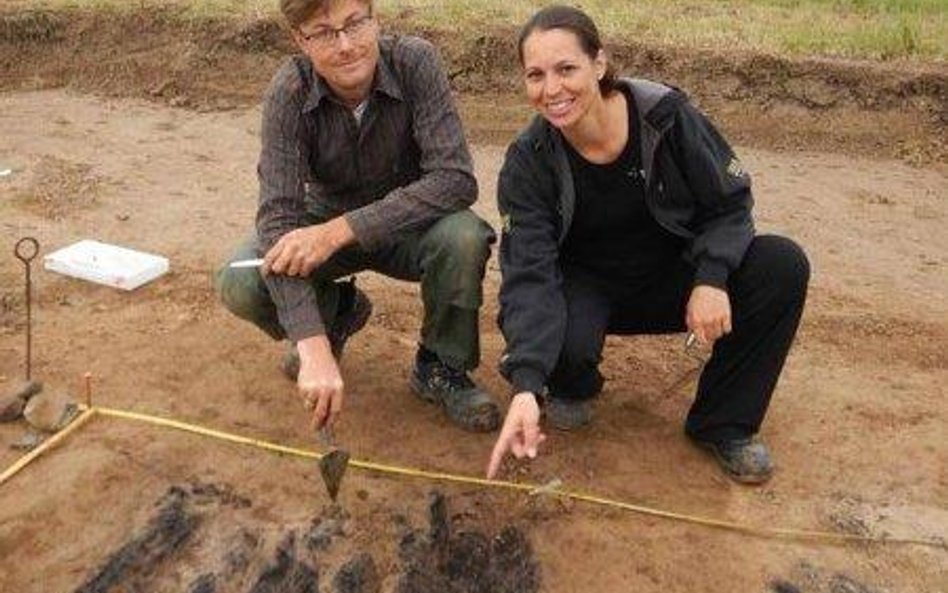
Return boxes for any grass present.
[386,0,946,61]
[5,0,946,61]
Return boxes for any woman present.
[487,5,809,484]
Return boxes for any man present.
[216,0,499,434]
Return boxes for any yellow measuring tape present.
[1,405,944,549]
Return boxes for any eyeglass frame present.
[297,13,376,48]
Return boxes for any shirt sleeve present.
[255,60,326,341]
[344,37,478,250]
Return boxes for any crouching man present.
[216,0,499,434]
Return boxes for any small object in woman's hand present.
[685,332,698,349]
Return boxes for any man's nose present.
[335,30,354,51]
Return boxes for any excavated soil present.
[0,6,946,593]
[1,7,945,162]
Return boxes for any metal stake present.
[14,237,39,381]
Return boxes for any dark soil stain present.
[67,484,539,593]
[74,486,199,593]
[394,491,540,593]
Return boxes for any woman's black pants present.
[549,235,810,442]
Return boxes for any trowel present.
[317,425,350,503]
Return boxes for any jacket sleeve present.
[496,141,566,395]
[670,101,755,289]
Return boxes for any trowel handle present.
[318,425,337,450]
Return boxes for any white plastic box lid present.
[43,240,169,291]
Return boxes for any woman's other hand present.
[686,285,732,346]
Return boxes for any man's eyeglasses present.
[298,14,375,48]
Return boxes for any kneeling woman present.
[487,5,809,484]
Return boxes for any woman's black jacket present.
[497,78,756,395]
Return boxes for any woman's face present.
[521,28,606,130]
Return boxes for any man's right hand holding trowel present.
[294,335,350,504]
[297,335,345,432]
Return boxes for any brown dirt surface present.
[1,6,946,593]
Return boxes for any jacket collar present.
[516,78,682,243]
[523,78,682,186]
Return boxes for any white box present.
[44,240,169,291]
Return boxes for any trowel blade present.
[318,448,350,502]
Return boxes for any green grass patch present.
[385,0,946,61]
[6,0,946,61]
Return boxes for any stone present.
[10,430,47,451]
[23,390,74,432]
[0,379,42,422]
[0,394,26,422]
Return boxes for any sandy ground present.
[0,90,946,592]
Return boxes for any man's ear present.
[290,29,306,52]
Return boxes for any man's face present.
[294,0,380,106]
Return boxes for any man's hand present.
[686,284,732,346]
[486,392,546,479]
[296,336,344,431]
[263,216,356,278]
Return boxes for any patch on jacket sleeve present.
[501,213,512,234]
[726,157,748,180]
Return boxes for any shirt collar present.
[302,37,405,113]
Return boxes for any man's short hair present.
[279,0,373,29]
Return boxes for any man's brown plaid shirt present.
[256,35,477,340]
